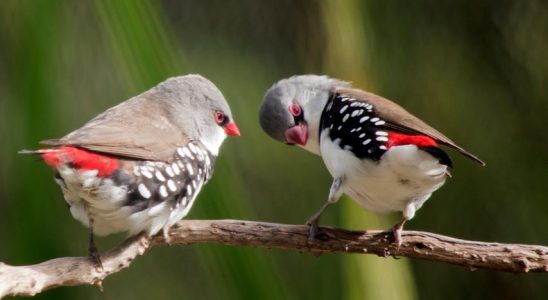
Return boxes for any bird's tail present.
[19,148,64,168]
[18,149,53,155]
[19,149,39,155]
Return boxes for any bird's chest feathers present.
[320,131,448,213]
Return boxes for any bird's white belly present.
[57,165,194,236]
[320,134,448,219]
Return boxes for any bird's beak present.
[284,123,308,146]
[224,121,241,136]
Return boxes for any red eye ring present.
[214,111,225,124]
[288,103,302,117]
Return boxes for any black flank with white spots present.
[320,94,389,160]
[119,141,215,213]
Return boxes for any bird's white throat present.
[299,93,330,155]
[200,127,226,156]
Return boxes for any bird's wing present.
[41,95,188,162]
[335,87,485,165]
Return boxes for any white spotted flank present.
[167,179,177,192]
[138,184,151,199]
[159,185,168,198]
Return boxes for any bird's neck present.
[299,93,332,156]
[196,126,226,156]
[202,134,225,157]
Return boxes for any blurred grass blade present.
[321,0,418,299]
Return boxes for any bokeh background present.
[1,1,547,299]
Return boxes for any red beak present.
[284,123,308,145]
[224,121,241,136]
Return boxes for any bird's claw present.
[89,241,104,271]
[89,251,104,271]
[392,225,403,250]
[306,218,319,241]
[389,218,407,253]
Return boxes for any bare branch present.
[2,219,548,298]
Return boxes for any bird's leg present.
[162,226,172,245]
[391,217,407,248]
[306,176,344,240]
[88,218,103,270]
[306,201,331,240]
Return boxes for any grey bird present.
[259,75,484,245]
[22,75,240,263]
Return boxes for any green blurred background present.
[1,1,547,299]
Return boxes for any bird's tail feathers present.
[18,149,57,155]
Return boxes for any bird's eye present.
[214,111,226,125]
[288,103,302,117]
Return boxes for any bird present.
[259,75,484,245]
[21,74,240,264]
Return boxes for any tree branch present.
[2,219,547,298]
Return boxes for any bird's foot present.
[388,218,407,252]
[88,241,104,271]
[163,227,172,245]
[392,225,403,250]
[305,217,320,241]
[306,200,333,241]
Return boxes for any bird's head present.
[259,75,348,154]
[156,75,240,155]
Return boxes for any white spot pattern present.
[187,185,193,195]
[159,185,168,198]
[172,163,180,175]
[167,180,177,192]
[141,169,153,179]
[375,120,386,126]
[155,171,165,182]
[182,147,193,159]
[165,166,174,177]
[138,184,151,199]
[186,163,194,175]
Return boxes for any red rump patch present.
[40,146,119,178]
[387,132,438,149]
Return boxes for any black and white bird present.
[259,75,484,245]
[22,75,240,262]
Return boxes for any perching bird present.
[259,75,484,245]
[21,75,240,263]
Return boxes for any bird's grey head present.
[259,75,349,147]
[154,74,240,154]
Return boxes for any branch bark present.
[2,219,547,298]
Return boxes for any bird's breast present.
[320,134,448,214]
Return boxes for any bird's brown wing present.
[41,95,188,162]
[336,87,485,165]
